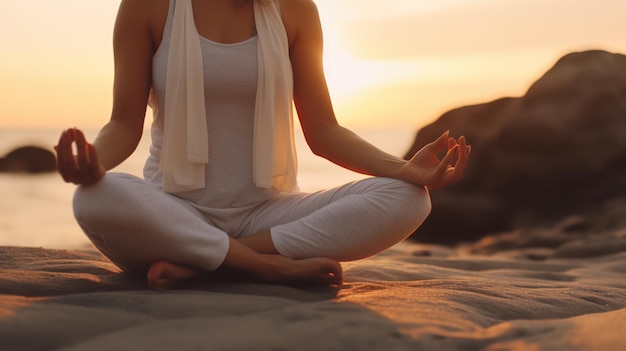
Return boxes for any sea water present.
[0,127,417,249]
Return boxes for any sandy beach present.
[2,230,625,350]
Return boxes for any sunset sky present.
[1,0,625,129]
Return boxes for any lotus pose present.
[55,0,469,289]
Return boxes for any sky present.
[1,0,625,129]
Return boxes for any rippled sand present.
[1,234,625,350]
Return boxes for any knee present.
[73,177,106,226]
[367,179,432,249]
[371,178,432,225]
[73,173,140,226]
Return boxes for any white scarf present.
[160,0,297,193]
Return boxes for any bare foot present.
[256,255,343,285]
[147,257,341,288]
[146,255,342,289]
[147,261,203,290]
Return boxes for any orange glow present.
[0,0,625,129]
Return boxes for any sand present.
[1,233,625,351]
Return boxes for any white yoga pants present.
[73,173,431,274]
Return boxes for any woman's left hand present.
[399,131,471,189]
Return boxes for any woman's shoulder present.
[277,0,321,42]
[115,0,170,48]
[117,0,169,14]
[116,0,169,25]
[278,0,319,17]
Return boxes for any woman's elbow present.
[302,122,341,158]
[305,134,331,158]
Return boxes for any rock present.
[0,146,57,173]
[404,50,626,243]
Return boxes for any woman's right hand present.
[54,128,105,185]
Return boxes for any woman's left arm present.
[285,0,469,188]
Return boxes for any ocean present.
[0,127,417,249]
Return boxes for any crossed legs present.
[74,174,430,288]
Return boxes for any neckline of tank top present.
[198,33,258,47]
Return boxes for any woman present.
[55,0,469,289]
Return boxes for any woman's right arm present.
[56,0,156,184]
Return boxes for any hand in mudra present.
[399,131,470,189]
[54,128,105,185]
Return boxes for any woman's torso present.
[144,0,278,209]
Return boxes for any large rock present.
[404,50,626,243]
[0,146,57,173]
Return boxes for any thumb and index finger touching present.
[54,128,103,185]
[427,131,472,187]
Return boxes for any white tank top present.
[144,0,277,209]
